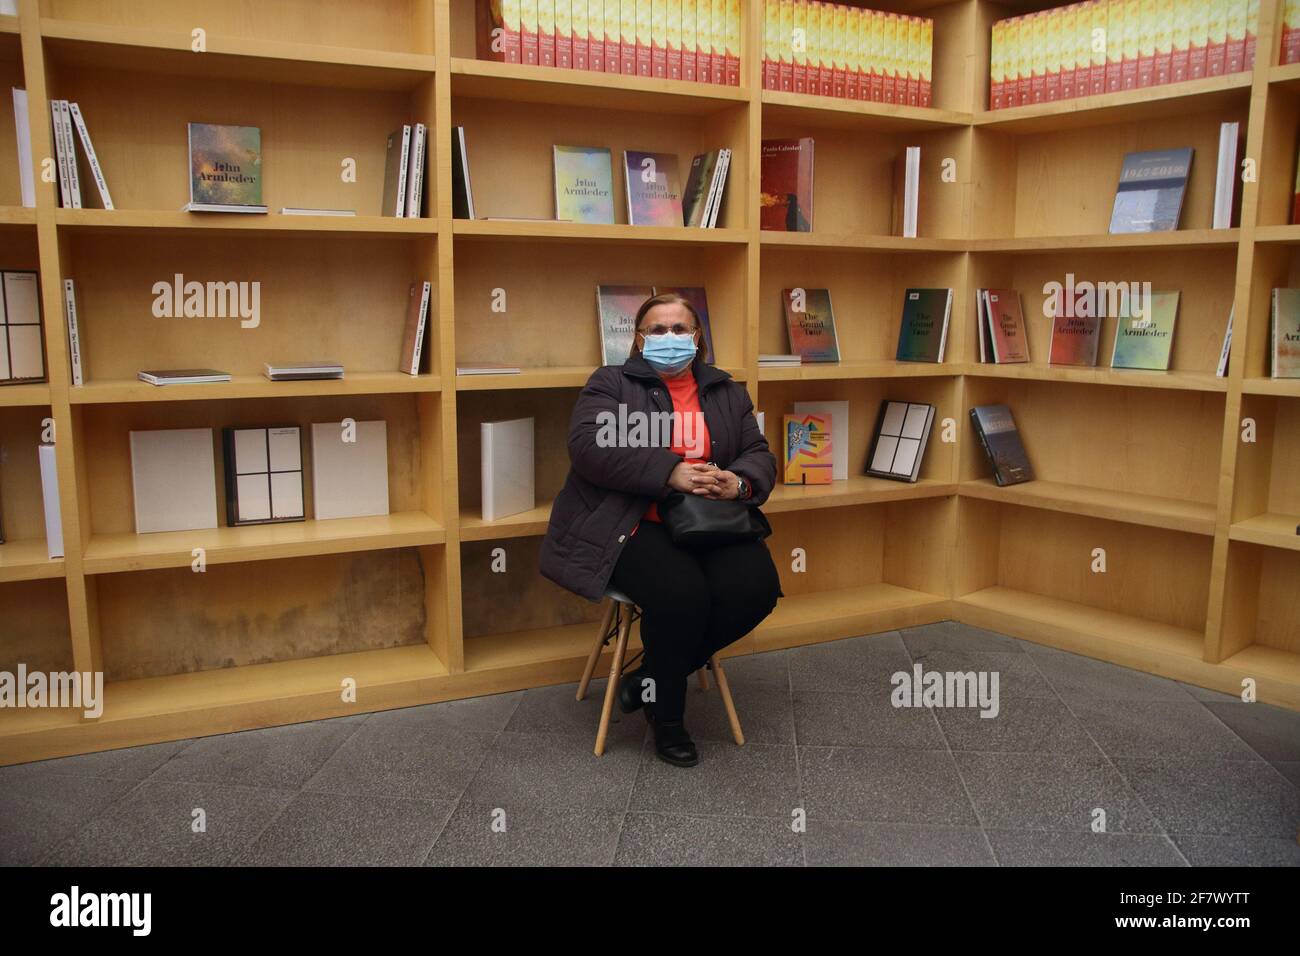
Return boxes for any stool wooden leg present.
[710,655,745,746]
[576,599,616,701]
[697,668,710,691]
[594,606,631,756]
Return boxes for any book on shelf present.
[894,146,920,239]
[264,361,344,381]
[782,287,840,362]
[62,279,83,386]
[970,404,1034,486]
[39,443,63,560]
[1271,288,1300,378]
[980,289,1030,364]
[652,285,715,363]
[758,353,802,366]
[1108,147,1193,233]
[1213,121,1240,229]
[457,363,523,375]
[130,428,220,534]
[1111,290,1179,370]
[185,123,266,214]
[406,122,428,218]
[223,426,306,526]
[137,369,232,386]
[1048,289,1102,367]
[554,145,615,224]
[896,288,952,363]
[596,284,648,365]
[279,208,356,216]
[383,126,411,218]
[68,102,113,210]
[682,148,730,228]
[452,126,476,220]
[311,420,390,520]
[1216,304,1233,377]
[50,100,80,209]
[763,2,934,106]
[866,400,935,483]
[1292,137,1300,225]
[761,138,814,232]
[1,270,46,384]
[399,280,433,376]
[482,417,536,522]
[623,150,683,226]
[792,400,849,479]
[990,0,1258,111]
[1281,0,1300,65]
[783,412,833,485]
[11,88,35,208]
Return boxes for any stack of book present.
[49,100,113,209]
[761,1,934,107]
[265,362,344,381]
[989,0,1258,111]
[382,124,429,218]
[477,0,741,85]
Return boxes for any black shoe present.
[617,662,650,714]
[646,710,699,768]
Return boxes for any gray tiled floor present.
[3,621,1299,867]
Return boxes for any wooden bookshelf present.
[3,0,1300,766]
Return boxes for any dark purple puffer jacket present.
[539,351,777,602]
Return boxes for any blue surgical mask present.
[640,331,697,374]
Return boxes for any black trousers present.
[608,520,782,722]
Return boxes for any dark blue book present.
[970,405,1034,487]
[1109,148,1193,233]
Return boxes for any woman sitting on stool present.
[540,292,782,767]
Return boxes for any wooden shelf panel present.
[1242,377,1300,397]
[83,511,445,574]
[757,361,957,382]
[0,15,18,35]
[759,231,965,253]
[449,56,747,114]
[962,363,1228,393]
[1217,645,1300,690]
[752,582,946,651]
[55,208,436,237]
[460,502,554,541]
[1268,61,1300,91]
[0,206,36,228]
[453,218,747,247]
[465,620,642,673]
[970,229,1240,254]
[0,383,51,407]
[1252,224,1300,245]
[70,373,440,404]
[40,20,436,90]
[972,73,1253,134]
[454,364,746,391]
[1230,513,1300,552]
[959,478,1217,536]
[0,540,64,583]
[764,476,955,514]
[761,89,971,131]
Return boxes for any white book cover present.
[0,2,17,16]
[405,123,426,218]
[12,88,35,208]
[454,125,475,219]
[68,102,114,209]
[703,148,730,229]
[901,146,920,239]
[63,278,82,385]
[1213,122,1239,230]
[38,444,63,559]
[130,428,219,534]
[59,99,81,208]
[1217,305,1234,377]
[977,289,988,363]
[481,417,535,522]
[311,420,389,520]
[792,400,849,479]
[50,99,70,208]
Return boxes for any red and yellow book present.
[869,8,884,101]
[1045,7,1061,101]
[666,0,682,80]
[819,1,834,95]
[538,0,556,67]
[681,0,697,81]
[1171,0,1190,80]
[1245,0,1259,68]
[521,0,539,65]
[1207,0,1227,75]
[635,0,651,77]
[1089,1,1107,95]
[725,0,740,85]
[651,0,667,77]
[920,17,932,105]
[1059,5,1076,100]
[619,0,636,74]
[1155,0,1174,84]
[604,0,621,72]
[1137,0,1156,87]
[479,0,523,63]
[1225,0,1246,73]
[1187,0,1209,79]
[783,413,833,485]
[586,0,603,72]
[791,0,806,93]
[1121,0,1139,90]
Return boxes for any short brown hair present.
[629,292,701,358]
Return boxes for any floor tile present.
[464,731,642,812]
[904,647,1058,699]
[0,770,137,866]
[788,631,912,696]
[798,747,978,826]
[506,679,646,743]
[984,830,1187,866]
[614,812,803,866]
[1025,644,1196,705]
[936,698,1101,755]
[803,820,995,866]
[364,691,523,735]
[12,739,191,783]
[630,740,799,819]
[426,802,622,866]
[1170,833,1300,866]
[1113,756,1300,839]
[900,620,1027,656]
[683,681,794,745]
[1070,699,1260,761]
[792,691,945,749]
[1202,702,1300,763]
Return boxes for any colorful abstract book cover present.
[596,284,651,365]
[553,145,614,223]
[970,404,1034,486]
[782,287,840,362]
[1108,147,1193,233]
[1111,290,1179,370]
[188,123,262,206]
[623,150,682,226]
[1048,290,1102,366]
[783,413,833,485]
[653,285,715,363]
[1272,287,1300,377]
[896,288,952,362]
[760,138,814,231]
[985,288,1030,363]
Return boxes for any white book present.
[976,289,988,364]
[1,270,44,381]
[50,99,71,208]
[1213,122,1239,230]
[311,420,389,520]
[456,364,521,375]
[279,207,356,216]
[758,354,802,366]
[38,444,63,559]
[793,401,849,479]
[130,428,219,534]
[702,148,730,229]
[405,122,427,218]
[63,279,82,386]
[383,125,411,218]
[481,417,535,522]
[182,202,269,214]
[1216,305,1234,377]
[264,361,344,380]
[68,102,113,210]
[900,146,920,239]
[11,88,34,208]
[58,100,81,208]
[452,125,475,219]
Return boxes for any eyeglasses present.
[637,324,699,336]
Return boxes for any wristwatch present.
[735,476,750,500]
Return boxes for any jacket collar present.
[620,351,732,390]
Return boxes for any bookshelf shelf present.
[449,56,748,113]
[959,477,1218,536]
[0,207,36,228]
[961,364,1230,393]
[454,365,746,391]
[1242,377,1300,396]
[756,362,956,382]
[69,373,441,405]
[0,541,64,584]
[0,15,18,35]
[752,582,947,652]
[1251,224,1300,245]
[969,230,1241,254]
[54,209,437,237]
[452,218,747,246]
[763,476,956,514]
[1268,61,1300,89]
[0,383,51,407]
[459,502,554,541]
[1230,513,1300,552]
[82,511,446,575]
[758,232,965,253]
[761,89,971,131]
[465,620,639,673]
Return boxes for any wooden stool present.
[575,588,745,756]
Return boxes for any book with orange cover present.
[1207,0,1227,75]
[983,289,1031,363]
[681,0,697,81]
[783,413,833,485]
[1155,0,1174,84]
[990,19,1006,109]
[791,0,807,93]
[779,0,794,91]
[1121,0,1139,90]
[1188,0,1209,79]
[869,8,885,101]
[819,1,835,95]
[1031,11,1047,103]
[1225,0,1246,73]
[1105,0,1124,92]
[521,0,540,64]
[846,5,862,100]
[538,0,556,67]
[604,0,621,72]
[651,0,667,78]
[587,0,604,72]
[635,0,652,76]
[832,4,847,99]
[725,0,740,85]
[1137,0,1156,87]
[920,17,933,106]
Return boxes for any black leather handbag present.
[658,492,772,548]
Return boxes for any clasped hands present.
[667,461,741,499]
